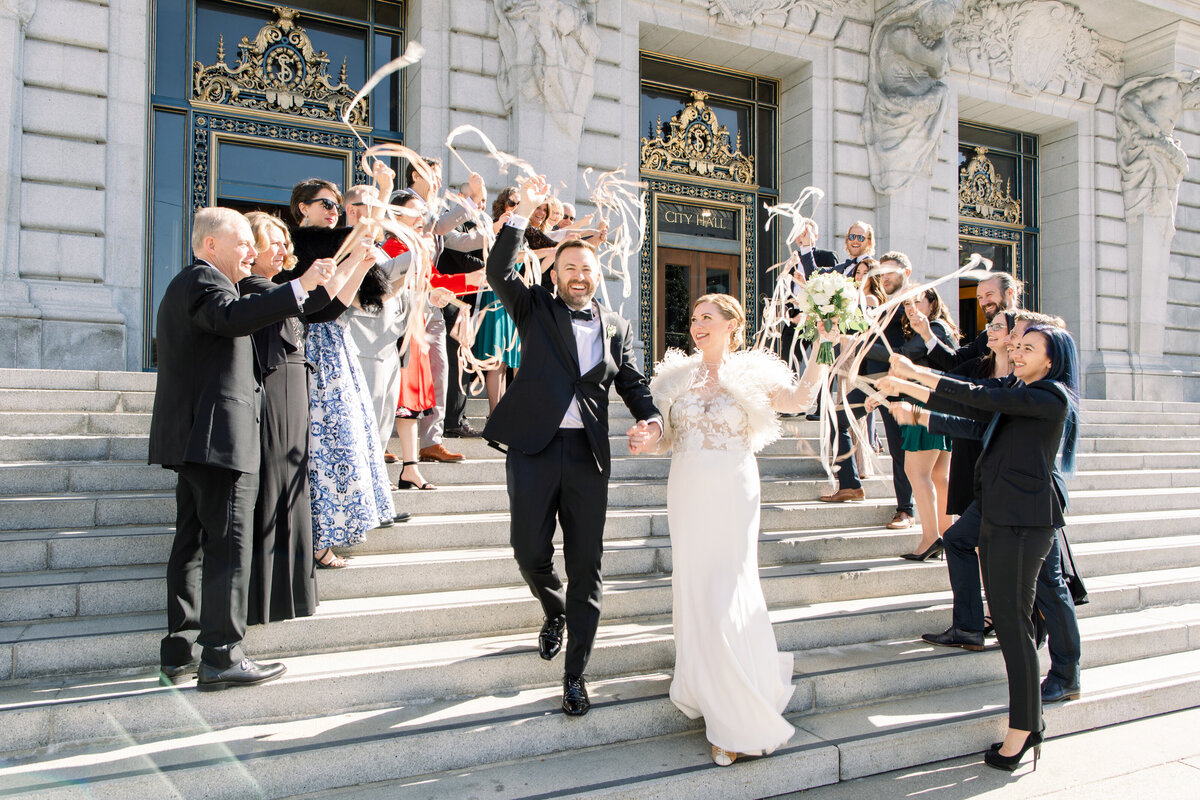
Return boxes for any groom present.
[484,176,661,716]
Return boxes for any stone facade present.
[1,0,1199,399]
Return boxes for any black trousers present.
[1036,532,1082,686]
[443,305,468,431]
[161,463,258,669]
[507,429,607,677]
[945,501,985,632]
[979,520,1055,732]
[832,389,913,512]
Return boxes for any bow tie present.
[567,307,593,322]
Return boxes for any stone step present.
[0,388,155,414]
[0,434,147,463]
[6,479,1199,532]
[2,641,1197,799]
[4,555,1199,683]
[1079,436,1200,453]
[0,462,177,494]
[0,369,156,392]
[6,528,1194,623]
[1,599,1195,762]
[3,501,1199,578]
[0,411,152,437]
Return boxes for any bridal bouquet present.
[797,271,869,364]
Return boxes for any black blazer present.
[238,275,334,375]
[925,329,988,372]
[149,262,303,474]
[481,225,660,475]
[799,247,840,279]
[932,375,1070,528]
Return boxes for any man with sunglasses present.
[837,221,876,276]
[556,203,577,230]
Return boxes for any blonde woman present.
[639,294,837,766]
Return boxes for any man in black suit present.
[150,207,330,690]
[918,272,1022,371]
[483,176,661,717]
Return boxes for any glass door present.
[656,247,740,357]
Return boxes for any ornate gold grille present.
[958,146,1021,225]
[192,6,366,126]
[639,91,755,185]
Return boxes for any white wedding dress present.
[665,369,796,755]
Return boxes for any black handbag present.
[1058,528,1089,606]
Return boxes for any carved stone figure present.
[708,0,867,27]
[495,0,600,136]
[862,0,958,194]
[954,0,1121,96]
[1116,71,1200,225]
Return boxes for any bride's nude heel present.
[711,745,739,766]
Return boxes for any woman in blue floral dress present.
[290,178,396,568]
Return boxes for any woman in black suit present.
[879,325,1080,773]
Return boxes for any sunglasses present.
[349,201,366,208]
[310,198,342,213]
[562,215,574,221]
[847,233,868,243]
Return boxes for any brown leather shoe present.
[887,511,915,529]
[383,451,398,464]
[819,488,865,503]
[419,444,464,463]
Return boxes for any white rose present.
[809,292,830,307]
[819,303,836,314]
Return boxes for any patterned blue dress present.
[306,320,396,549]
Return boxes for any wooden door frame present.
[655,247,740,357]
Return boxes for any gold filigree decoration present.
[192,6,366,126]
[639,91,755,185]
[958,146,1022,225]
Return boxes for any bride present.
[629,293,835,766]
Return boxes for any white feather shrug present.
[648,348,796,454]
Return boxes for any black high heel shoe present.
[984,729,1043,772]
[901,538,945,561]
[397,461,436,490]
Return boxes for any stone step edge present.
[2,649,1197,799]
[4,532,1199,592]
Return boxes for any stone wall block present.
[25,0,110,51]
[593,62,623,102]
[22,40,108,96]
[1095,190,1124,220]
[832,142,868,177]
[831,79,865,113]
[833,110,861,144]
[19,183,105,236]
[1096,243,1129,268]
[1094,216,1126,247]
[584,96,622,138]
[22,87,107,142]
[1095,322,1128,351]
[450,33,485,74]
[833,48,868,81]
[449,0,493,37]
[18,230,105,282]
[834,19,870,52]
[1166,277,1200,305]
[833,174,874,209]
[1096,296,1128,325]
[577,132,623,173]
[1164,329,1200,357]
[1095,269,1125,297]
[448,71,506,117]
[21,135,106,188]
[40,320,125,371]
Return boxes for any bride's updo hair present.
[693,293,746,351]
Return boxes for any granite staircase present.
[0,367,1198,799]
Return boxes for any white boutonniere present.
[606,324,617,339]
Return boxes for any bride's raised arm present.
[770,321,839,414]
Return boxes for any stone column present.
[0,1,41,367]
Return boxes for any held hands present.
[515,174,550,215]
[429,287,454,308]
[626,418,662,455]
[875,375,926,400]
[888,353,919,381]
[299,257,336,292]
[889,400,920,426]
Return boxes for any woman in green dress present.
[897,287,960,561]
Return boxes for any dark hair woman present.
[880,325,1081,773]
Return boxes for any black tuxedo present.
[483,224,659,676]
[150,261,304,669]
[799,247,840,279]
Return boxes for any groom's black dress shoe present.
[1041,676,1081,703]
[158,659,200,686]
[196,657,287,691]
[921,626,985,651]
[539,614,566,660]
[562,674,590,717]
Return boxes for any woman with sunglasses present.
[288,178,398,568]
[880,325,1081,773]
